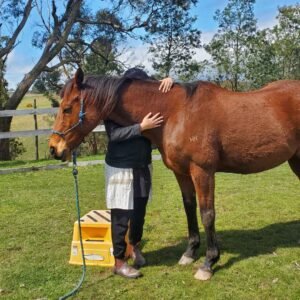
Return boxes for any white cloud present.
[5,50,35,89]
[119,33,214,76]
[119,44,154,73]
[257,17,278,30]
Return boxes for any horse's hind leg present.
[174,173,200,265]
[190,164,220,281]
[288,154,300,179]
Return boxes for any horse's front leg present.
[190,164,220,280]
[174,173,200,265]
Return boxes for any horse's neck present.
[117,81,185,121]
[109,82,183,146]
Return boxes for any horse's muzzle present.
[49,146,69,162]
[49,146,56,156]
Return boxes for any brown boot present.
[113,258,142,279]
[132,245,146,268]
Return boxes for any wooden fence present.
[0,107,105,139]
[0,105,105,160]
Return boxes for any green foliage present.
[78,132,108,156]
[84,40,124,75]
[146,0,202,80]
[206,0,257,91]
[207,2,300,90]
[0,0,25,26]
[270,5,300,80]
[246,4,300,89]
[0,59,8,109]
[8,138,26,160]
[32,71,61,107]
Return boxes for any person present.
[104,68,173,278]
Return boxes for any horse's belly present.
[219,138,295,174]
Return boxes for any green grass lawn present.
[10,94,54,161]
[0,161,299,299]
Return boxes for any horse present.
[49,68,300,280]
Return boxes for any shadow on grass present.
[145,220,300,270]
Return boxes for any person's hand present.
[159,77,173,93]
[140,112,164,131]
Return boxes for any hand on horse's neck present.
[108,110,162,146]
[108,80,184,147]
[121,82,176,120]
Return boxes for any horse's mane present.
[83,75,132,118]
[178,81,200,98]
[61,75,204,118]
[60,75,132,119]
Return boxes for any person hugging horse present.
[104,68,173,278]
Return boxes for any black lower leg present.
[129,196,148,245]
[111,209,131,259]
[201,209,220,271]
[183,194,200,258]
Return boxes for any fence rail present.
[0,107,58,117]
[0,107,105,139]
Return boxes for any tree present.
[245,29,279,89]
[0,0,161,160]
[84,40,124,75]
[146,0,202,80]
[206,0,257,91]
[0,0,34,160]
[245,4,300,89]
[272,4,300,80]
[83,9,127,76]
[32,70,62,107]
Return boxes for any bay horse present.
[49,68,300,280]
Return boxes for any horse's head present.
[49,68,100,161]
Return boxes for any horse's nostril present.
[50,147,55,156]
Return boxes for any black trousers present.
[111,196,148,259]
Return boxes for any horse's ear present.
[74,68,84,88]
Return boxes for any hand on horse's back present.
[159,77,173,93]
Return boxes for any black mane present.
[82,75,131,118]
[60,75,132,119]
[179,81,201,98]
[60,75,202,119]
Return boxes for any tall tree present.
[272,4,300,80]
[246,4,300,89]
[206,0,257,91]
[0,0,34,159]
[0,0,160,160]
[245,29,279,89]
[146,0,202,80]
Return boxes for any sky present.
[5,0,300,89]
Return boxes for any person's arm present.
[158,77,173,93]
[105,113,163,142]
[104,120,141,142]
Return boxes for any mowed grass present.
[10,94,55,161]
[0,161,299,300]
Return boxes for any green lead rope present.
[59,151,86,300]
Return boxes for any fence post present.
[33,99,39,160]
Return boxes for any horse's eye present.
[63,107,72,114]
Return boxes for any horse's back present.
[165,80,300,174]
[214,80,300,173]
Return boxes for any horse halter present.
[52,98,86,138]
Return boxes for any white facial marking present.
[56,139,67,155]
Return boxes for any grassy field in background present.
[0,161,299,299]
[10,94,55,161]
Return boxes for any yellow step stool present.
[69,210,117,267]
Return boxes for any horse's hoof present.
[194,268,213,281]
[178,254,195,265]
